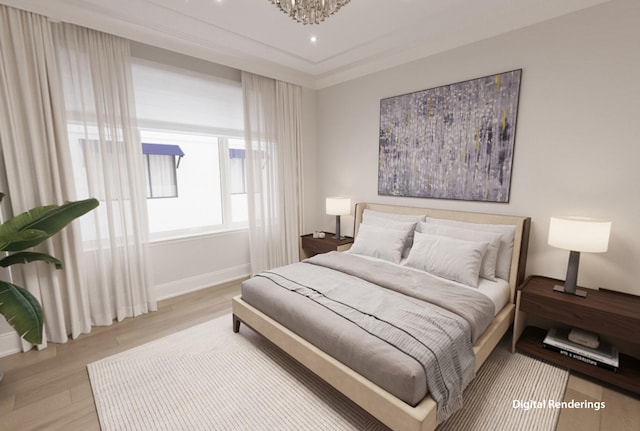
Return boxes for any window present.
[142,143,184,198]
[226,139,249,224]
[65,57,246,240]
[229,148,246,194]
[131,57,246,239]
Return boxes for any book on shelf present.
[542,343,618,372]
[543,328,619,368]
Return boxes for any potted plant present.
[0,192,99,377]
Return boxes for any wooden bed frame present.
[232,202,531,431]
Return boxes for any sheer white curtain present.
[53,23,156,325]
[0,5,155,349]
[0,5,84,348]
[242,72,303,274]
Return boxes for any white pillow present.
[417,222,502,281]
[404,232,489,288]
[425,217,516,281]
[349,223,410,264]
[362,214,417,257]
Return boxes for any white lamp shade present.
[548,216,611,253]
[326,197,351,216]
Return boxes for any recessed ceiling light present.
[310,36,318,43]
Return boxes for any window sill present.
[149,225,248,244]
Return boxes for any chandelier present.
[269,0,351,25]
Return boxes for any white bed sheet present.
[344,251,510,316]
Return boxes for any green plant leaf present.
[0,252,63,270]
[0,229,49,252]
[0,198,99,251]
[0,205,57,237]
[0,280,43,345]
[0,194,98,346]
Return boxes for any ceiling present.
[2,0,610,88]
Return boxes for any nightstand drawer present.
[519,276,640,344]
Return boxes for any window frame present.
[138,126,248,242]
[130,56,246,242]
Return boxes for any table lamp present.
[326,197,351,240]
[548,216,611,297]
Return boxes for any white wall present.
[149,230,250,300]
[313,0,640,295]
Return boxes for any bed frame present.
[232,202,531,431]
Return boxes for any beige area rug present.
[436,339,569,431]
[88,315,568,431]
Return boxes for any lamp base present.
[333,215,343,240]
[553,284,588,298]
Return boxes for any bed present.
[232,202,531,431]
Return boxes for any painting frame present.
[378,69,522,203]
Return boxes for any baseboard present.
[154,264,250,301]
[0,331,22,358]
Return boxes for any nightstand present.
[300,233,353,259]
[513,275,640,395]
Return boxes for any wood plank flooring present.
[557,374,640,431]
[0,279,638,430]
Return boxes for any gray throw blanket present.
[257,251,495,421]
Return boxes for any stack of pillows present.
[349,209,516,288]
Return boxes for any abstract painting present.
[378,69,522,202]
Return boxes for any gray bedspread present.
[242,252,495,421]
[307,252,495,343]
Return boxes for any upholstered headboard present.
[353,202,531,303]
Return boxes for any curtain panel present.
[0,5,83,348]
[0,5,155,349]
[242,72,303,274]
[53,23,156,325]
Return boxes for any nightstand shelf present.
[300,233,353,259]
[513,275,640,395]
[518,326,640,395]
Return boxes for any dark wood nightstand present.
[513,275,640,395]
[300,233,353,259]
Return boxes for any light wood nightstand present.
[299,233,353,259]
[513,275,640,395]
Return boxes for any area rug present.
[436,338,569,431]
[88,315,568,431]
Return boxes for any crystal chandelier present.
[269,0,351,25]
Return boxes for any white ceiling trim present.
[0,0,612,89]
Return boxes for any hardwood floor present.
[557,374,640,431]
[1,279,638,430]
[0,280,242,431]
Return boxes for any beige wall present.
[312,0,640,295]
